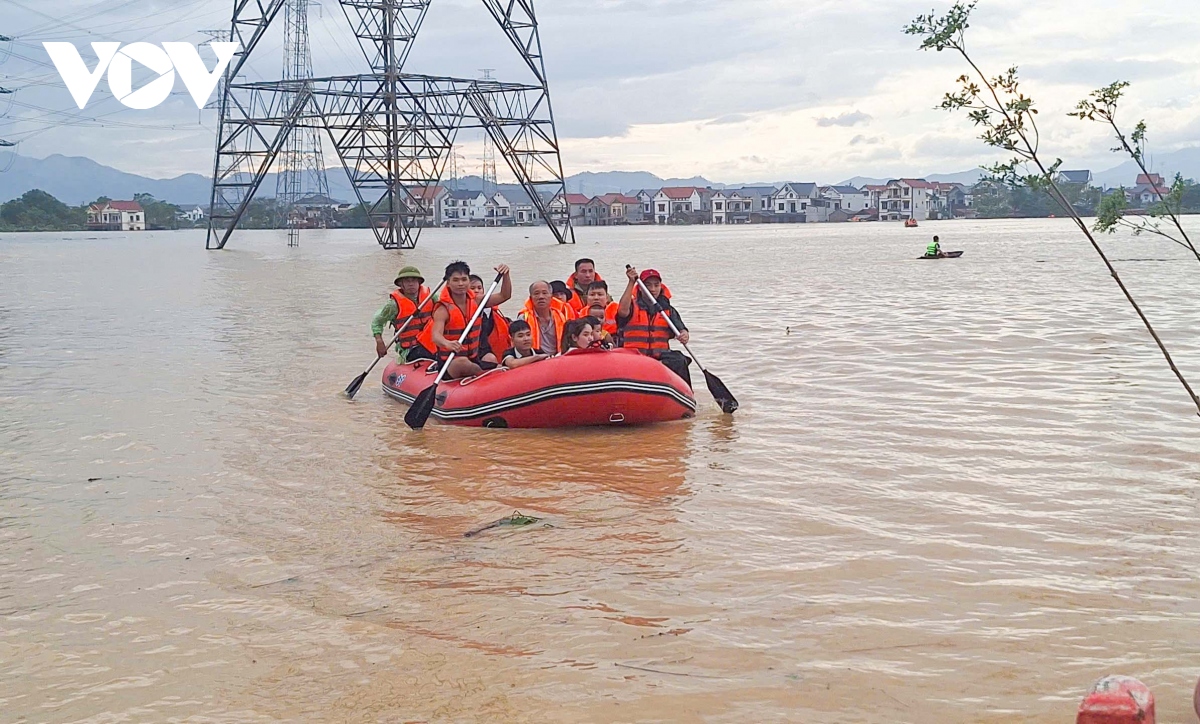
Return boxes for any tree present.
[1071,82,1200,265]
[133,192,182,230]
[0,189,85,231]
[906,1,1200,416]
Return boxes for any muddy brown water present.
[2,219,1199,722]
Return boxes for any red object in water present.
[1076,676,1155,724]
[381,347,695,428]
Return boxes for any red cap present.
[639,268,662,282]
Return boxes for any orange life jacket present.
[622,298,672,356]
[520,299,570,354]
[566,271,604,317]
[417,288,482,359]
[389,285,432,349]
[583,301,619,336]
[485,309,511,358]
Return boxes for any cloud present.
[850,135,882,146]
[707,114,749,126]
[816,111,872,128]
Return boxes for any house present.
[592,193,642,225]
[930,182,968,219]
[176,206,205,223]
[771,183,819,221]
[652,187,709,224]
[1057,170,1093,186]
[484,193,514,226]
[441,189,484,225]
[712,189,761,224]
[1127,173,1171,207]
[731,186,779,222]
[582,196,608,226]
[87,200,145,231]
[501,187,538,225]
[863,184,889,212]
[634,190,655,219]
[877,178,936,221]
[406,186,448,226]
[819,185,870,213]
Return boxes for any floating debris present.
[464,510,544,538]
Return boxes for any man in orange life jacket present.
[418,260,512,379]
[585,280,618,347]
[566,258,601,317]
[371,265,433,362]
[519,280,571,356]
[617,266,693,387]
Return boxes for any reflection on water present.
[2,220,1200,721]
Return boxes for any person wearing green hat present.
[371,265,435,362]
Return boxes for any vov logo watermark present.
[44,42,239,110]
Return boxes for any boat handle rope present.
[459,366,507,387]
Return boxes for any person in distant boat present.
[566,258,602,317]
[585,281,618,347]
[372,265,433,362]
[417,260,511,379]
[617,267,693,387]
[926,235,943,259]
[500,319,550,369]
[559,317,597,353]
[519,280,571,356]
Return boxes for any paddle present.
[405,272,503,430]
[626,265,738,414]
[345,279,445,399]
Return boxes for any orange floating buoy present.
[1076,675,1154,724]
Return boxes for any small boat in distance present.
[919,250,964,259]
[904,218,919,228]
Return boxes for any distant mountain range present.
[4,148,1199,206]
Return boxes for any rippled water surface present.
[3,219,1200,722]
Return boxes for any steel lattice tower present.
[205,0,576,250]
[275,0,329,247]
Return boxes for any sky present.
[2,0,1198,184]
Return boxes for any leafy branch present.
[906,1,1200,416]
[1071,81,1200,264]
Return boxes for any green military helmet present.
[394,265,424,286]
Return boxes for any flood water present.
[2,218,1200,722]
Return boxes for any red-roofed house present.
[87,200,145,231]
[548,192,591,224]
[877,179,935,221]
[405,185,448,226]
[591,193,643,225]
[651,187,711,224]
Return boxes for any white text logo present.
[43,42,239,110]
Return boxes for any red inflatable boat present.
[381,348,696,428]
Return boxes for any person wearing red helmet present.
[616,266,692,387]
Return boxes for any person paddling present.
[617,266,693,387]
[416,260,512,379]
[519,280,571,356]
[371,265,433,362]
[925,235,943,259]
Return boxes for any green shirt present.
[371,298,399,337]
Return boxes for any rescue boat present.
[381,347,696,428]
[904,218,919,228]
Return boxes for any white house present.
[86,200,145,231]
[877,178,935,221]
[712,190,757,224]
[652,187,708,224]
[634,189,655,218]
[819,185,870,213]
[176,206,205,223]
[485,192,513,226]
[441,189,482,225]
[771,183,819,220]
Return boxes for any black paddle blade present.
[404,382,439,430]
[344,370,368,399]
[703,369,738,414]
